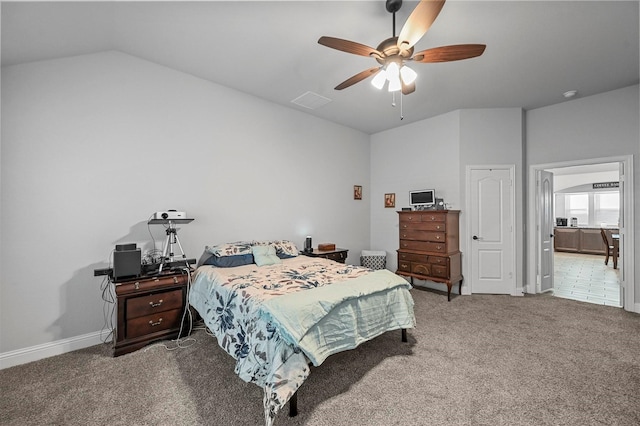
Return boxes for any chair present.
[600,229,615,266]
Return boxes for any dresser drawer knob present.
[149,299,163,308]
[134,282,140,290]
[401,263,409,269]
[149,318,163,327]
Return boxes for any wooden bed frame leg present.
[401,328,407,342]
[289,391,298,417]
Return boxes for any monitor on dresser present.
[409,189,435,209]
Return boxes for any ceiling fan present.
[318,0,486,95]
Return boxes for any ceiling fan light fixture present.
[386,61,400,80]
[400,65,417,85]
[388,75,402,92]
[371,69,387,89]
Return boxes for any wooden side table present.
[113,270,191,356]
[300,248,348,264]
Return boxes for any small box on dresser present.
[396,210,463,301]
[113,271,190,356]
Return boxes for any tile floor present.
[552,252,621,307]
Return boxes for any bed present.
[188,240,415,425]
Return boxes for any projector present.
[153,210,186,220]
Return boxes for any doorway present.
[527,155,635,312]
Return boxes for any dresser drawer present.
[400,221,446,232]
[399,252,428,263]
[431,264,449,278]
[400,240,447,253]
[411,263,431,276]
[399,230,446,242]
[397,260,412,272]
[126,289,183,320]
[419,213,446,222]
[428,256,449,266]
[126,308,183,339]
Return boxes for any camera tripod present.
[148,218,194,273]
[159,221,187,273]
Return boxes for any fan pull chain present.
[390,92,404,120]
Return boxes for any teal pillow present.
[252,244,281,267]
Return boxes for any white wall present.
[370,111,461,291]
[553,171,619,192]
[370,108,524,294]
[526,85,640,305]
[0,51,371,354]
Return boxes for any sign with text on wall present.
[593,182,619,189]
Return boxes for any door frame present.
[527,155,635,312]
[465,164,518,296]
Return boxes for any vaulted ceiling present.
[2,1,638,134]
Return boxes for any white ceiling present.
[2,1,638,134]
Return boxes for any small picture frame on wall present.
[354,185,362,200]
[384,193,395,208]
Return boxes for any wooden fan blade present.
[412,44,486,63]
[335,67,382,90]
[318,36,383,58]
[402,81,416,95]
[397,0,446,51]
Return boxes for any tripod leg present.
[159,232,172,274]
[173,234,189,267]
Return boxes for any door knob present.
[472,235,479,240]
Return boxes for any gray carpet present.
[2,290,639,426]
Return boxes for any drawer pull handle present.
[149,299,163,308]
[149,318,163,327]
[134,282,140,290]
[173,276,178,283]
[401,263,409,268]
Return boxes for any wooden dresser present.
[113,270,190,356]
[396,210,463,301]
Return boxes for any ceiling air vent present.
[291,91,332,110]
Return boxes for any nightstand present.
[113,270,191,356]
[300,248,349,264]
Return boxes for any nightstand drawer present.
[325,251,347,262]
[126,289,183,319]
[126,308,183,339]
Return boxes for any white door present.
[538,170,554,292]
[469,167,515,294]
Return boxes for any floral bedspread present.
[188,256,414,425]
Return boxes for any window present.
[566,193,588,226]
[594,192,619,226]
[556,191,619,227]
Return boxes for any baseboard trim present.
[634,302,640,314]
[0,330,112,370]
